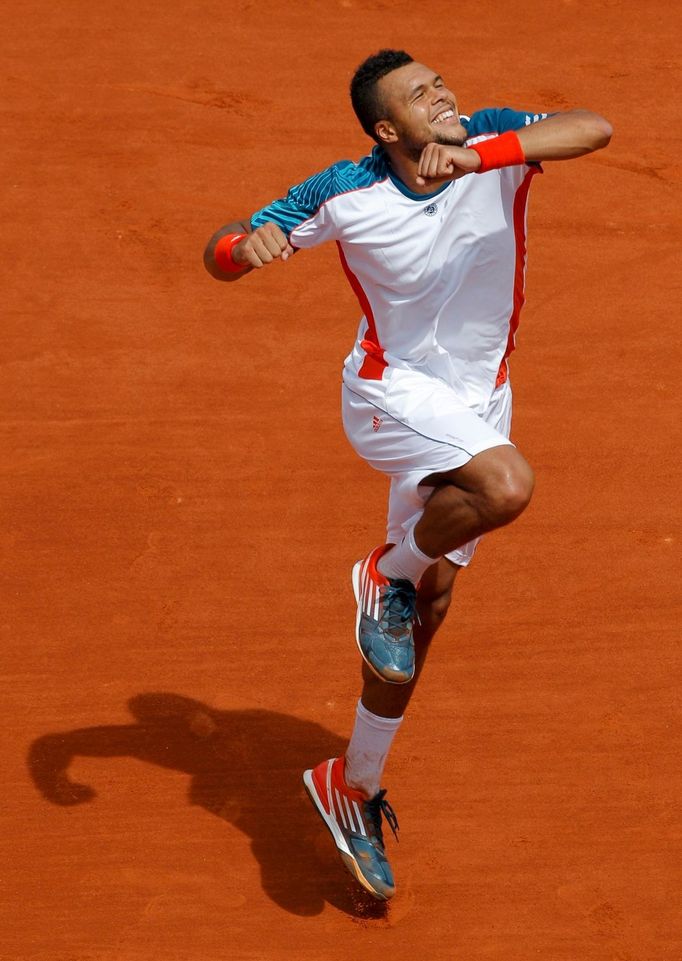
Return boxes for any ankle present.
[377,527,438,585]
[343,761,375,799]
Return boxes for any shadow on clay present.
[27,692,388,921]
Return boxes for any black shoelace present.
[365,789,400,847]
[381,580,418,638]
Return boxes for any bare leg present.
[413,446,535,559]
[353,447,533,714]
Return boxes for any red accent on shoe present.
[310,760,332,815]
[365,544,394,587]
[310,757,369,820]
[333,757,369,801]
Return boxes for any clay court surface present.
[2,1,681,958]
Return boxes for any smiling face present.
[374,62,468,156]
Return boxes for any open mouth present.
[432,108,456,125]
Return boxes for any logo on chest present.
[423,203,438,217]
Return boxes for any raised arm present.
[516,109,612,161]
[203,218,294,283]
[415,108,612,185]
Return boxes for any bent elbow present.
[203,245,222,281]
[590,115,613,150]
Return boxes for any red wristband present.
[470,131,526,173]
[214,232,248,273]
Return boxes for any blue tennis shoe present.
[352,545,418,684]
[303,756,399,900]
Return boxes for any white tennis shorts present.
[341,367,513,567]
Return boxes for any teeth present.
[433,109,454,124]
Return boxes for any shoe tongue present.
[389,577,415,591]
[384,580,416,636]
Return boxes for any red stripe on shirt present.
[496,165,540,388]
[336,242,387,380]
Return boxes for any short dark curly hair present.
[350,49,414,142]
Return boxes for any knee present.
[483,460,535,526]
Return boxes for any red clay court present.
[3,2,681,959]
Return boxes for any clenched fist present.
[415,144,481,186]
[233,222,294,269]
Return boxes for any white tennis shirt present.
[251,108,548,408]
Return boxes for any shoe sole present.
[302,768,393,901]
[351,561,413,685]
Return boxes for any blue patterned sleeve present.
[466,107,553,137]
[250,161,361,244]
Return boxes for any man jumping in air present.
[204,49,612,901]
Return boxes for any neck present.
[383,147,438,195]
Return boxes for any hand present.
[415,144,481,186]
[233,223,294,269]
[54,779,98,806]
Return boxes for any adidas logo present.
[372,415,383,432]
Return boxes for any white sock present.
[377,525,439,585]
[344,700,403,798]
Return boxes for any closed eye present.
[409,74,446,104]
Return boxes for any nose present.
[431,85,449,106]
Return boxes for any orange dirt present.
[3,2,681,959]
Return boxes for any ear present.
[374,118,398,145]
